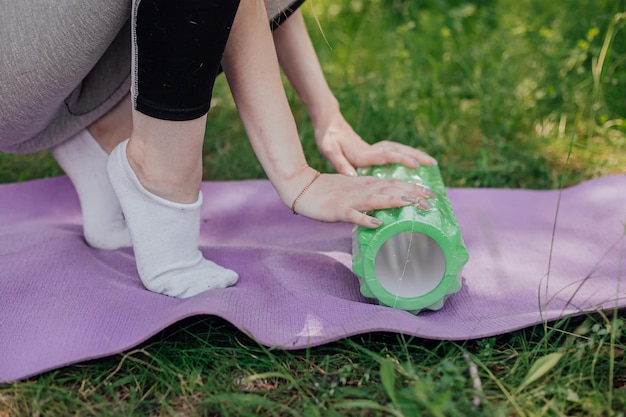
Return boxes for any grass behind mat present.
[1,0,625,415]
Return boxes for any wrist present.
[290,170,322,214]
[264,162,317,208]
[307,95,341,131]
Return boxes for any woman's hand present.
[271,10,435,176]
[315,112,438,176]
[289,167,435,228]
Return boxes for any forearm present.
[272,9,340,129]
[221,0,312,204]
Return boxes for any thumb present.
[326,151,358,176]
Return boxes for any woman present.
[0,0,436,297]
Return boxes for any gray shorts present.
[0,0,304,154]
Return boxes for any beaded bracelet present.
[291,171,322,215]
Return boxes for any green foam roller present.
[352,164,469,314]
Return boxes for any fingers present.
[364,141,438,168]
[324,148,358,177]
[345,209,383,229]
[328,142,436,177]
[367,150,421,169]
[316,123,436,174]
[341,190,434,229]
[293,173,436,228]
[351,180,435,211]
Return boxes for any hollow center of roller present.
[374,232,446,298]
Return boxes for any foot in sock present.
[106,139,239,298]
[51,130,132,250]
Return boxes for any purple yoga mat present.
[1,175,624,382]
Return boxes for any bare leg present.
[87,93,133,153]
[124,112,205,203]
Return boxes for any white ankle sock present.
[106,139,239,298]
[51,130,132,250]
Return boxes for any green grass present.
[1,0,625,415]
[1,316,625,416]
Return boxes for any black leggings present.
[131,0,240,121]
